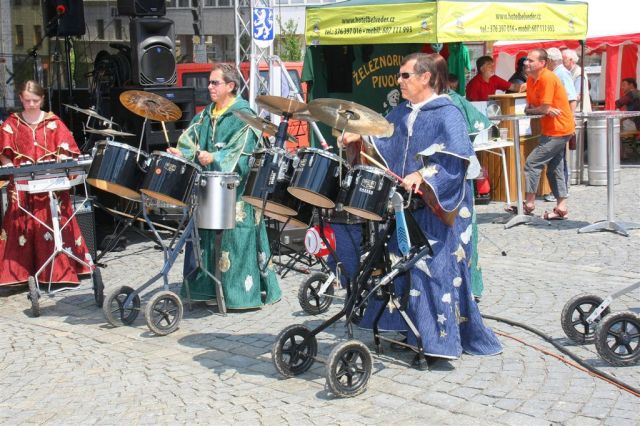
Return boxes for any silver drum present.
[198,172,240,230]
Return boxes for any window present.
[178,0,190,6]
[34,25,42,46]
[218,0,231,6]
[204,0,215,5]
[14,0,22,6]
[97,19,104,40]
[15,25,24,47]
[114,19,122,40]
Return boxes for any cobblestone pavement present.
[1,168,640,425]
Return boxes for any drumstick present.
[360,151,423,196]
[161,121,170,147]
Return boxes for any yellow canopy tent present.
[305,0,588,45]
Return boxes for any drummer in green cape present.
[168,63,281,309]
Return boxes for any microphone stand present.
[4,11,65,88]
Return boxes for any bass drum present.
[198,172,239,230]
[87,141,148,201]
[140,152,201,207]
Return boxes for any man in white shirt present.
[562,49,592,113]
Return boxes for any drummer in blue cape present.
[167,63,281,309]
[338,52,501,363]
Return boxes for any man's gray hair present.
[546,47,563,62]
[562,49,579,62]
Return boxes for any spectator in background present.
[562,49,592,113]
[466,56,524,101]
[448,73,460,92]
[615,77,640,131]
[523,48,574,220]
[508,57,528,89]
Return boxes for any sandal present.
[505,202,535,215]
[544,207,568,220]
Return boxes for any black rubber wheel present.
[325,340,373,398]
[27,276,40,317]
[92,268,105,308]
[595,311,640,366]
[561,294,610,344]
[298,272,335,315]
[272,324,317,377]
[102,285,140,326]
[144,291,183,336]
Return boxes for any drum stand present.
[15,176,103,317]
[273,209,435,395]
[103,192,227,335]
[141,192,227,315]
[91,198,165,263]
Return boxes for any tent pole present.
[579,40,585,112]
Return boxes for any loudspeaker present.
[43,0,86,37]
[117,0,166,17]
[130,18,176,86]
[110,86,196,151]
[72,196,97,261]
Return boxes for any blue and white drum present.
[342,165,395,221]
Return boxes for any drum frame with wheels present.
[14,176,103,317]
[103,189,228,336]
[273,205,433,397]
[561,280,640,365]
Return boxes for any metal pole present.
[606,116,615,221]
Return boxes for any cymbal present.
[85,128,136,137]
[256,95,308,116]
[308,98,394,137]
[233,111,297,143]
[119,90,182,122]
[291,110,317,122]
[63,104,113,124]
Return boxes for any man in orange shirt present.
[523,48,575,220]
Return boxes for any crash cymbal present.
[119,90,182,122]
[85,128,136,137]
[308,98,394,137]
[63,104,113,124]
[256,95,308,116]
[233,111,297,143]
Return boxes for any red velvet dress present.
[0,112,92,286]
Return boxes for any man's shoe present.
[543,193,556,202]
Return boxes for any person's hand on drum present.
[401,170,424,193]
[167,147,182,157]
[337,132,362,146]
[197,150,214,167]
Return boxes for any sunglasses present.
[208,80,227,86]
[396,72,421,80]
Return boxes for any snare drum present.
[243,148,299,216]
[288,148,348,209]
[87,141,148,201]
[198,172,239,230]
[140,152,201,207]
[342,165,395,221]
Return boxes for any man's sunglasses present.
[396,72,421,80]
[208,80,227,86]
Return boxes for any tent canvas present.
[493,0,640,109]
[302,0,587,147]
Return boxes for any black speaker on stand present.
[117,0,166,17]
[43,0,86,37]
[130,18,177,86]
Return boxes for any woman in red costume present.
[0,80,91,287]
